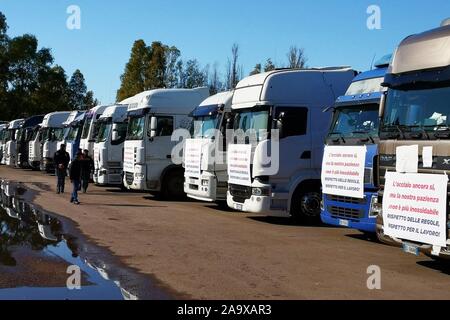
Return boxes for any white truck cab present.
[28,122,43,169]
[79,105,109,156]
[57,111,81,151]
[93,104,128,186]
[183,91,234,202]
[40,112,71,172]
[0,123,9,164]
[122,87,209,198]
[4,119,25,166]
[226,68,356,222]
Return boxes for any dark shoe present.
[57,191,60,194]
[70,198,73,203]
[73,200,80,205]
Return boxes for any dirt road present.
[1,166,450,299]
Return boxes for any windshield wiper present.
[407,125,431,139]
[381,125,406,139]
[328,131,346,143]
[352,131,375,143]
[422,124,450,138]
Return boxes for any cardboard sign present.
[382,171,448,247]
[227,144,252,187]
[321,145,366,199]
[184,139,204,178]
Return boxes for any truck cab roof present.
[389,24,450,75]
[192,91,233,117]
[41,112,72,128]
[62,111,82,127]
[8,119,25,129]
[126,87,210,115]
[232,67,356,109]
[335,66,388,106]
[20,115,45,129]
[99,105,128,122]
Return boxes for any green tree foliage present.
[68,69,87,110]
[116,40,148,102]
[264,58,276,72]
[183,59,208,89]
[145,41,166,89]
[84,90,99,109]
[249,63,261,76]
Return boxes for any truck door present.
[273,106,310,179]
[146,115,174,185]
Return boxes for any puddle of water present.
[0,180,173,300]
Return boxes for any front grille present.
[189,184,198,190]
[329,206,364,220]
[125,172,134,185]
[229,184,251,203]
[327,194,366,205]
[364,168,373,184]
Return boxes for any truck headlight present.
[252,187,270,196]
[369,195,381,217]
[201,179,209,186]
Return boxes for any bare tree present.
[209,62,221,94]
[225,43,242,89]
[287,46,307,69]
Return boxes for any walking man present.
[54,144,70,194]
[81,149,94,193]
[69,150,83,205]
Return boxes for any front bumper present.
[184,172,225,202]
[320,192,378,233]
[123,170,146,190]
[94,167,123,186]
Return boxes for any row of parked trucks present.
[0,21,449,260]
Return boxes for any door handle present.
[166,155,172,159]
[300,151,311,159]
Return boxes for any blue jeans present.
[56,169,66,193]
[71,180,80,202]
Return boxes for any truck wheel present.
[291,184,322,225]
[161,170,185,200]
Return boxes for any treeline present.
[117,41,307,101]
[0,12,98,121]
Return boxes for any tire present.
[161,170,185,200]
[290,183,322,225]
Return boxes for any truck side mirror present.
[275,112,285,137]
[112,125,119,141]
[149,116,157,138]
[379,92,386,118]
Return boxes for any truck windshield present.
[233,108,270,142]
[382,86,450,132]
[96,119,112,143]
[81,115,93,139]
[31,128,39,141]
[67,124,81,141]
[55,128,67,141]
[16,128,25,142]
[192,114,220,138]
[329,104,379,139]
[126,116,145,140]
[5,129,15,141]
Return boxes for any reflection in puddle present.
[0,180,171,300]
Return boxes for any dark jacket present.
[80,156,94,179]
[69,158,82,181]
[54,150,70,171]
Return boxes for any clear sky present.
[1,0,449,104]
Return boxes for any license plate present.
[339,219,349,227]
[402,243,419,256]
[234,203,243,211]
[189,179,197,185]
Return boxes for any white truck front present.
[0,124,8,164]
[184,91,233,202]
[93,105,128,186]
[4,119,25,166]
[79,105,108,156]
[123,88,209,199]
[56,111,80,153]
[28,123,43,169]
[40,112,71,172]
[226,68,355,222]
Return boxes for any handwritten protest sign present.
[228,144,252,187]
[321,145,366,199]
[382,171,448,247]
